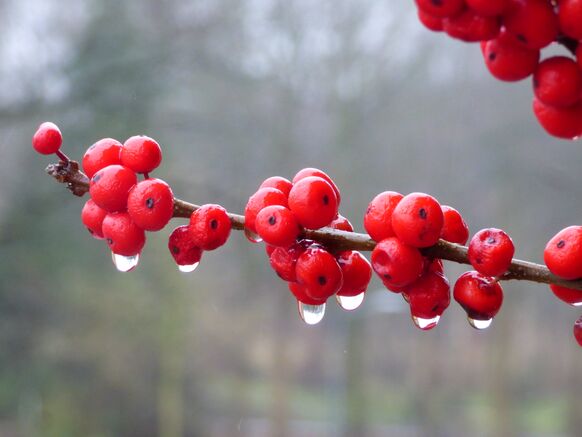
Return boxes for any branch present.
[46,160,582,291]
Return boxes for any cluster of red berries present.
[415,0,582,139]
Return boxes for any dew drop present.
[178,262,200,273]
[412,315,440,331]
[336,293,365,311]
[468,317,493,330]
[244,228,263,243]
[297,301,326,325]
[111,253,139,272]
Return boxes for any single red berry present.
[468,228,514,277]
[292,168,341,205]
[269,241,308,282]
[533,56,582,108]
[255,205,301,247]
[364,191,403,242]
[392,192,444,248]
[415,0,464,18]
[189,204,231,250]
[288,176,339,230]
[559,0,582,40]
[544,226,582,280]
[102,212,146,256]
[81,199,108,239]
[89,164,137,212]
[121,135,162,173]
[404,271,451,329]
[244,187,288,238]
[482,30,540,81]
[32,122,62,155]
[259,176,293,197]
[329,214,354,232]
[371,237,424,289]
[417,8,444,31]
[288,282,326,306]
[549,284,582,307]
[336,251,372,297]
[296,246,343,301]
[127,178,174,231]
[454,271,504,321]
[574,316,582,347]
[82,138,122,178]
[466,0,509,16]
[532,98,582,140]
[443,9,501,42]
[503,0,559,50]
[168,225,203,267]
[440,205,469,245]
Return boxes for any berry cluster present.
[415,0,582,139]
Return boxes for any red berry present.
[415,0,464,18]
[503,0,559,50]
[440,205,469,245]
[127,178,174,231]
[443,9,501,42]
[468,228,514,277]
[574,316,582,347]
[392,192,444,248]
[259,176,293,197]
[533,56,582,108]
[292,168,341,205]
[32,122,62,155]
[89,164,137,212]
[255,205,301,247]
[549,284,582,307]
[371,237,424,289]
[102,212,146,256]
[189,204,232,250]
[466,0,509,16]
[168,225,203,267]
[559,0,582,40]
[364,191,403,242]
[417,8,444,31]
[81,199,107,239]
[482,30,540,81]
[329,214,354,232]
[296,246,343,301]
[404,271,451,328]
[82,138,122,179]
[244,187,288,237]
[454,271,504,321]
[336,251,372,297]
[532,98,582,139]
[288,176,339,230]
[544,226,582,279]
[121,135,162,173]
[288,282,326,306]
[269,241,309,282]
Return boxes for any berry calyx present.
[127,178,174,231]
[121,135,162,174]
[288,176,339,230]
[32,122,62,155]
[168,225,203,268]
[82,138,122,179]
[468,228,515,277]
[81,199,108,239]
[255,205,301,248]
[189,204,232,250]
[89,164,137,212]
[533,56,582,108]
[336,251,372,297]
[102,212,146,256]
[544,226,582,280]
[296,246,343,301]
[392,192,444,248]
[454,271,504,321]
[440,205,469,245]
[549,284,582,307]
[371,237,424,290]
[364,191,403,242]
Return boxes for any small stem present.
[143,172,150,179]
[55,150,70,164]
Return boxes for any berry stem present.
[55,150,70,164]
[45,159,582,291]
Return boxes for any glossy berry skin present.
[574,316,582,347]
[296,246,343,301]
[503,0,558,50]
[82,138,122,178]
[417,8,443,31]
[121,135,162,173]
[533,57,582,108]
[255,205,301,247]
[425,257,444,275]
[269,241,308,282]
[440,205,469,245]
[577,44,582,70]
[466,0,509,16]
[549,284,582,307]
[89,164,137,212]
[168,225,203,267]
[189,204,231,250]
[454,271,504,321]
[415,0,464,18]
[288,282,326,306]
[336,251,372,297]
[364,191,403,242]
[404,271,451,327]
[482,31,540,81]
[371,237,424,289]
[559,0,582,40]
[288,176,339,230]
[329,214,354,232]
[292,168,341,205]
[392,192,444,248]
[32,122,62,155]
[127,178,174,231]
[544,226,582,280]
[468,228,514,277]
[244,187,288,237]
[532,98,582,140]
[259,176,293,197]
[81,199,108,239]
[102,212,146,256]
[443,9,501,42]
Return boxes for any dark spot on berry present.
[92,173,101,183]
[323,195,329,205]
[431,304,439,312]
[172,245,180,254]
[419,208,427,219]
[210,219,218,230]
[107,238,113,245]
[516,34,527,44]
[268,215,276,226]
[488,52,496,61]
[476,258,482,264]
[430,0,443,5]
[318,276,327,286]
[487,237,496,245]
[145,198,155,209]
[557,240,565,249]
[383,274,392,280]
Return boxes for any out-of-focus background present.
[0,0,581,436]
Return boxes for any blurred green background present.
[1,0,581,436]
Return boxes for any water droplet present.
[468,317,493,330]
[573,301,582,307]
[111,253,139,272]
[178,262,199,273]
[297,301,326,325]
[412,315,440,331]
[244,228,263,243]
[336,293,365,311]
